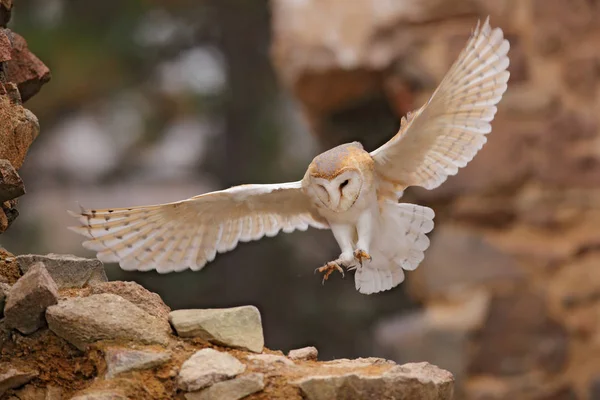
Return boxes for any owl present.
[69,18,509,294]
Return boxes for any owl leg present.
[352,209,375,267]
[315,223,357,284]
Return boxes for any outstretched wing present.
[371,18,510,193]
[69,182,328,273]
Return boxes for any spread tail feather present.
[355,202,434,294]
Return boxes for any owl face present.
[308,170,363,212]
[302,142,374,213]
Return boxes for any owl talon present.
[354,249,372,265]
[316,261,345,284]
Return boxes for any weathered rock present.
[0,364,37,396]
[296,361,454,400]
[288,346,318,361]
[0,159,23,203]
[185,373,265,400]
[46,294,170,351]
[3,30,51,102]
[70,390,127,400]
[0,248,19,284]
[0,0,11,27]
[12,384,63,400]
[0,282,9,317]
[17,254,107,289]
[169,306,263,353]
[0,94,39,170]
[89,281,169,321]
[178,348,246,392]
[247,353,295,367]
[4,262,58,334]
[104,347,171,378]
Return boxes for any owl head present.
[302,142,374,212]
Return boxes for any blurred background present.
[3,0,600,398]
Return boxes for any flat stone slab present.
[4,262,58,334]
[185,373,265,400]
[178,348,246,392]
[17,253,107,289]
[295,361,454,400]
[169,306,264,353]
[46,293,170,351]
[105,347,171,378]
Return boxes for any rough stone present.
[104,347,171,379]
[3,30,51,102]
[296,361,454,400]
[0,364,37,396]
[185,373,265,400]
[0,0,11,27]
[17,254,107,290]
[70,390,127,400]
[288,346,318,361]
[4,262,59,334]
[177,348,246,392]
[88,281,169,321]
[169,306,264,353]
[0,94,39,170]
[46,293,170,351]
[0,282,9,317]
[247,353,295,367]
[0,159,23,203]
[468,290,569,376]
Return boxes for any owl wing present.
[68,181,328,273]
[370,18,510,193]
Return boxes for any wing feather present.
[69,181,328,273]
[371,17,510,193]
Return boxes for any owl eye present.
[340,179,349,189]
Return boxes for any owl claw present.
[315,261,345,284]
[354,249,372,266]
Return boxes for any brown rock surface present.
[0,159,24,203]
[0,364,37,396]
[0,0,11,28]
[2,29,51,102]
[0,248,19,284]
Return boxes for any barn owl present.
[69,18,509,294]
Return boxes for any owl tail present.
[354,202,434,295]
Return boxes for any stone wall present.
[0,254,454,399]
[0,0,49,233]
[271,1,600,399]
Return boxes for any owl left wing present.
[371,18,509,193]
[69,182,328,273]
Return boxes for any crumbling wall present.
[0,0,49,233]
[271,0,600,399]
[0,254,455,399]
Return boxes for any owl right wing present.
[370,18,510,194]
[68,182,328,273]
